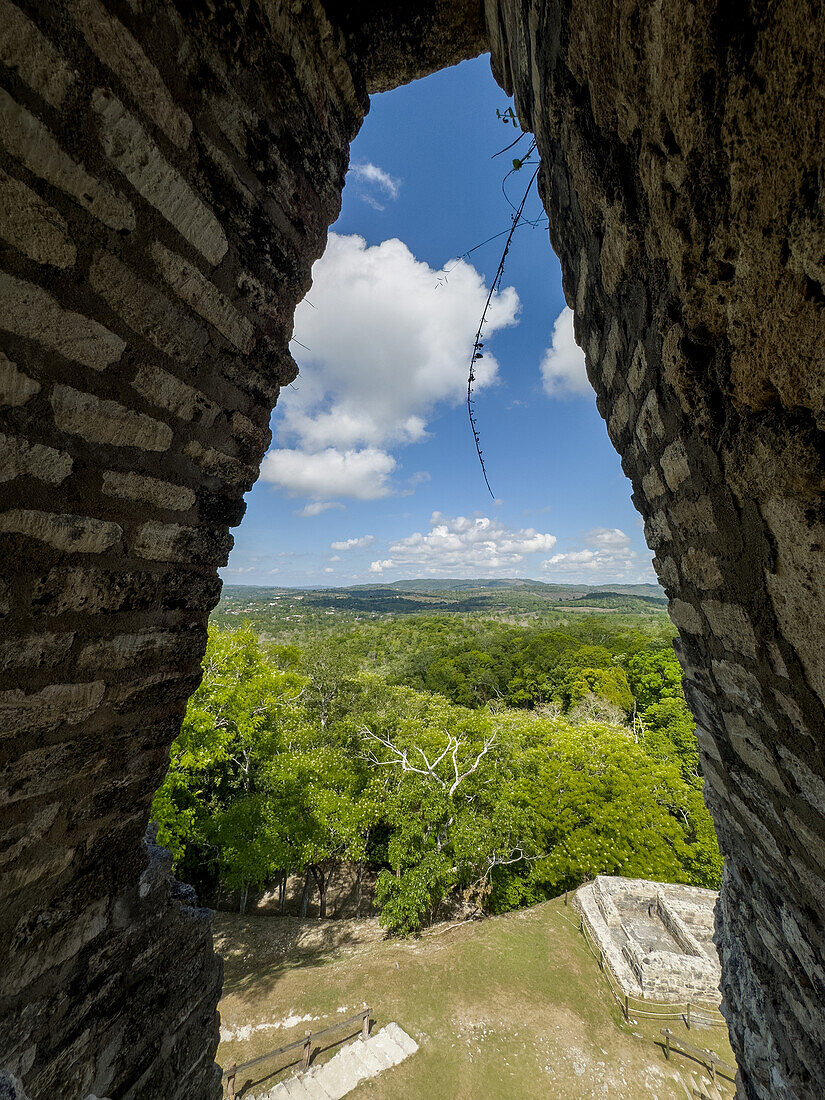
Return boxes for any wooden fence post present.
[226,1064,236,1100]
[664,1029,670,1059]
[302,1031,312,1070]
[624,994,629,1021]
[686,1002,691,1029]
[709,1054,717,1086]
[362,1006,370,1040]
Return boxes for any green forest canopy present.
[153,601,720,934]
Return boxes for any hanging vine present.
[468,141,541,498]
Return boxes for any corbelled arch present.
[0,2,823,1098]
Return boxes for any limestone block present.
[93,88,227,265]
[51,384,172,451]
[599,203,629,295]
[0,632,75,671]
[68,0,191,148]
[635,389,666,452]
[78,630,180,671]
[598,317,621,388]
[607,390,630,442]
[668,597,703,634]
[641,468,666,500]
[0,273,125,370]
[0,680,105,735]
[660,440,691,491]
[626,341,647,395]
[777,747,825,817]
[151,240,254,350]
[0,509,122,553]
[131,363,219,425]
[669,497,717,534]
[701,600,758,659]
[680,547,722,589]
[723,712,788,794]
[0,0,75,107]
[0,88,134,230]
[102,470,195,511]
[0,352,40,406]
[652,554,679,589]
[89,250,209,364]
[132,520,232,565]
[0,433,73,484]
[183,439,256,485]
[0,167,76,266]
[643,509,672,550]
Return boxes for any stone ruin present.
[0,2,824,1098]
[577,876,721,1004]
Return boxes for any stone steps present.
[255,1024,418,1100]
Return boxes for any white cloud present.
[329,554,341,562]
[370,559,394,574]
[266,234,520,506]
[348,162,400,208]
[296,500,346,517]
[540,307,592,398]
[386,512,557,575]
[330,535,375,551]
[260,447,396,501]
[541,527,644,581]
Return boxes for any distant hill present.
[223,578,665,600]
[218,578,667,618]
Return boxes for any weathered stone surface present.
[0,353,40,408]
[0,510,122,554]
[0,274,125,371]
[68,0,191,149]
[0,434,72,485]
[93,89,227,266]
[0,0,75,108]
[487,1,825,1095]
[0,89,134,231]
[151,240,254,351]
[0,168,76,267]
[50,385,172,451]
[101,471,195,512]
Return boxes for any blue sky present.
[221,58,655,588]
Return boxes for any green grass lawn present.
[215,899,736,1099]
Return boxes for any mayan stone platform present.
[576,876,721,1004]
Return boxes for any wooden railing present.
[661,1028,736,1087]
[579,913,726,1028]
[223,1006,371,1099]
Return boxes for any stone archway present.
[0,2,823,1098]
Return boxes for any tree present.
[152,625,309,907]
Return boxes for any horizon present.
[219,576,665,592]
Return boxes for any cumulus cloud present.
[540,307,592,398]
[296,501,345,517]
[541,527,644,581]
[347,162,400,208]
[370,559,394,574]
[331,535,375,551]
[260,447,396,501]
[267,234,520,509]
[385,513,557,575]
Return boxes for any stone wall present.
[0,2,366,1096]
[487,1,825,1096]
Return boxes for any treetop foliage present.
[153,606,720,933]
